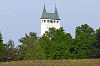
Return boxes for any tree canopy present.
[0,24,100,61]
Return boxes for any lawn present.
[0,59,100,66]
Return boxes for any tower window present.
[50,20,53,23]
[42,20,43,22]
[54,20,55,23]
[47,20,49,23]
[57,21,59,23]
[44,20,46,23]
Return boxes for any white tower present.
[41,5,60,36]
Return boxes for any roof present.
[41,5,60,20]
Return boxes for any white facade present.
[41,19,60,36]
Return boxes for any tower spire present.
[41,4,46,19]
[55,3,57,13]
[55,4,60,20]
[43,4,46,13]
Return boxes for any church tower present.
[41,5,60,36]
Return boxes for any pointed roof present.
[41,5,60,20]
[43,5,46,13]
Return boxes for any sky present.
[0,0,100,46]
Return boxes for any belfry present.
[41,5,60,36]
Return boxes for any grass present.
[0,59,100,66]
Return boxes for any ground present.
[0,59,100,66]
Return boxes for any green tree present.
[18,32,45,60]
[38,35,50,59]
[0,32,4,61]
[74,24,95,59]
[3,39,18,61]
[45,27,73,59]
[94,28,100,58]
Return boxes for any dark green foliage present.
[18,32,46,60]
[38,35,50,59]
[39,25,96,59]
[1,24,100,61]
[3,39,18,61]
[74,24,95,58]
[0,33,4,61]
[45,27,73,59]
[94,28,100,58]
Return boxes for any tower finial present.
[54,3,60,19]
[55,4,57,13]
[55,2,56,8]
[44,4,45,9]
[43,3,46,13]
[55,2,57,13]
[44,0,45,8]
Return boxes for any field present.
[0,59,100,66]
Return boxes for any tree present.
[94,28,100,58]
[45,27,73,59]
[0,32,4,61]
[74,24,95,59]
[3,39,18,61]
[18,32,45,60]
[38,35,50,59]
[44,27,57,39]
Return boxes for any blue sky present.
[0,0,100,46]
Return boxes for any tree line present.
[0,24,100,62]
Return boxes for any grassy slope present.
[0,59,100,66]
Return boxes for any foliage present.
[74,24,95,59]
[18,32,46,60]
[3,39,18,61]
[38,35,50,59]
[94,28,100,58]
[0,32,4,61]
[44,27,73,59]
[1,24,100,61]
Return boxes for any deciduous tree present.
[45,27,73,59]
[74,24,95,58]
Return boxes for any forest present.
[0,24,100,62]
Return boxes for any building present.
[41,5,60,36]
